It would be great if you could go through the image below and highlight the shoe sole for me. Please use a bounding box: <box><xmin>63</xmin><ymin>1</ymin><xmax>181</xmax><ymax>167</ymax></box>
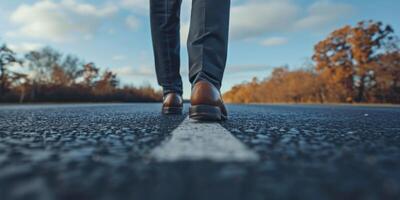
<box><xmin>189</xmin><ymin>105</ymin><xmax>227</xmax><ymax>121</ymax></box>
<box><xmin>162</xmin><ymin>107</ymin><xmax>183</xmax><ymax>115</ymax></box>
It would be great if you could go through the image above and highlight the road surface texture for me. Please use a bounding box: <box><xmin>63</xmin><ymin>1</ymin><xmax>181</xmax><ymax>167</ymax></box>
<box><xmin>0</xmin><ymin>103</ymin><xmax>399</xmax><ymax>200</ymax></box>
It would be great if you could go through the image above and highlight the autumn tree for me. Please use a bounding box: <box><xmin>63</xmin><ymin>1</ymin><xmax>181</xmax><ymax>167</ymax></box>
<box><xmin>94</xmin><ymin>70</ymin><xmax>119</xmax><ymax>95</ymax></box>
<box><xmin>223</xmin><ymin>67</ymin><xmax>323</xmax><ymax>103</ymax></box>
<box><xmin>25</xmin><ymin>47</ymin><xmax>61</xmax><ymax>84</ymax></box>
<box><xmin>77</xmin><ymin>62</ymin><xmax>99</xmax><ymax>87</ymax></box>
<box><xmin>52</xmin><ymin>55</ymin><xmax>82</xmax><ymax>86</ymax></box>
<box><xmin>9</xmin><ymin>72</ymin><xmax>29</xmax><ymax>103</ymax></box>
<box><xmin>374</xmin><ymin>51</ymin><xmax>400</xmax><ymax>102</ymax></box>
<box><xmin>313</xmin><ymin>20</ymin><xmax>398</xmax><ymax>102</ymax></box>
<box><xmin>0</xmin><ymin>44</ymin><xmax>21</xmax><ymax>96</ymax></box>
<box><xmin>0</xmin><ymin>43</ymin><xmax>161</xmax><ymax>103</ymax></box>
<box><xmin>25</xmin><ymin>47</ymin><xmax>91</xmax><ymax>88</ymax></box>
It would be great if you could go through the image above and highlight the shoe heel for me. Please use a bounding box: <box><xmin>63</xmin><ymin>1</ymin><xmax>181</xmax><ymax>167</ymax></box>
<box><xmin>189</xmin><ymin>105</ymin><xmax>222</xmax><ymax>121</ymax></box>
<box><xmin>162</xmin><ymin>107</ymin><xmax>183</xmax><ymax>115</ymax></box>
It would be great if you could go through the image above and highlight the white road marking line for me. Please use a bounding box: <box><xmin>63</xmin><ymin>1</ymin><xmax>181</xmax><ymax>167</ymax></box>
<box><xmin>150</xmin><ymin>117</ymin><xmax>259</xmax><ymax>162</ymax></box>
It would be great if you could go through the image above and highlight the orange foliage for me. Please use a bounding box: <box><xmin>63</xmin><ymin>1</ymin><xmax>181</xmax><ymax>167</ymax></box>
<box><xmin>224</xmin><ymin>20</ymin><xmax>400</xmax><ymax>104</ymax></box>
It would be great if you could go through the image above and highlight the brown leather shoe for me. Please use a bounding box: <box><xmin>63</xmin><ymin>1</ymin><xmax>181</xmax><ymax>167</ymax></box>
<box><xmin>189</xmin><ymin>81</ymin><xmax>227</xmax><ymax>121</ymax></box>
<box><xmin>162</xmin><ymin>93</ymin><xmax>183</xmax><ymax>115</ymax></box>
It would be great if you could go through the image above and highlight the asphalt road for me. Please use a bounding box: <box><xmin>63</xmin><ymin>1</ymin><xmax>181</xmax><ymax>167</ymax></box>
<box><xmin>0</xmin><ymin>103</ymin><xmax>399</xmax><ymax>200</ymax></box>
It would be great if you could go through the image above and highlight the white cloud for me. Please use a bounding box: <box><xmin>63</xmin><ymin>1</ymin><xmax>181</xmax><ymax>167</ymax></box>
<box><xmin>125</xmin><ymin>15</ymin><xmax>140</xmax><ymax>31</ymax></box>
<box><xmin>8</xmin><ymin>42</ymin><xmax>44</xmax><ymax>53</ymax></box>
<box><xmin>120</xmin><ymin>0</ymin><xmax>149</xmax><ymax>14</ymax></box>
<box><xmin>295</xmin><ymin>1</ymin><xmax>353</xmax><ymax>29</ymax></box>
<box><xmin>111</xmin><ymin>50</ymin><xmax>158</xmax><ymax>83</ymax></box>
<box><xmin>107</xmin><ymin>29</ymin><xmax>116</xmax><ymax>35</ymax></box>
<box><xmin>113</xmin><ymin>65</ymin><xmax>155</xmax><ymax>77</ymax></box>
<box><xmin>8</xmin><ymin>0</ymin><xmax>118</xmax><ymax>42</ymax></box>
<box><xmin>112</xmin><ymin>55</ymin><xmax>127</xmax><ymax>61</ymax></box>
<box><xmin>62</xmin><ymin>0</ymin><xmax>117</xmax><ymax>17</ymax></box>
<box><xmin>260</xmin><ymin>37</ymin><xmax>288</xmax><ymax>46</ymax></box>
<box><xmin>230</xmin><ymin>0</ymin><xmax>300</xmax><ymax>40</ymax></box>
<box><xmin>230</xmin><ymin>0</ymin><xmax>353</xmax><ymax>40</ymax></box>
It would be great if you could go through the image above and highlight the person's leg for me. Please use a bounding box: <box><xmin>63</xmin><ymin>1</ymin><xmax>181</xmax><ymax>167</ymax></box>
<box><xmin>150</xmin><ymin>0</ymin><xmax>183</xmax><ymax>96</ymax></box>
<box><xmin>188</xmin><ymin>0</ymin><xmax>231</xmax><ymax>121</ymax></box>
<box><xmin>187</xmin><ymin>0</ymin><xmax>231</xmax><ymax>90</ymax></box>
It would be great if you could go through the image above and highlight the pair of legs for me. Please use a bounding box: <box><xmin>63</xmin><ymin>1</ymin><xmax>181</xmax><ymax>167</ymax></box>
<box><xmin>150</xmin><ymin>0</ymin><xmax>231</xmax><ymax>96</ymax></box>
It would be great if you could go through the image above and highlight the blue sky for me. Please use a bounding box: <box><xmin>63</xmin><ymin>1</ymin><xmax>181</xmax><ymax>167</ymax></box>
<box><xmin>1</xmin><ymin>0</ymin><xmax>399</xmax><ymax>98</ymax></box>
